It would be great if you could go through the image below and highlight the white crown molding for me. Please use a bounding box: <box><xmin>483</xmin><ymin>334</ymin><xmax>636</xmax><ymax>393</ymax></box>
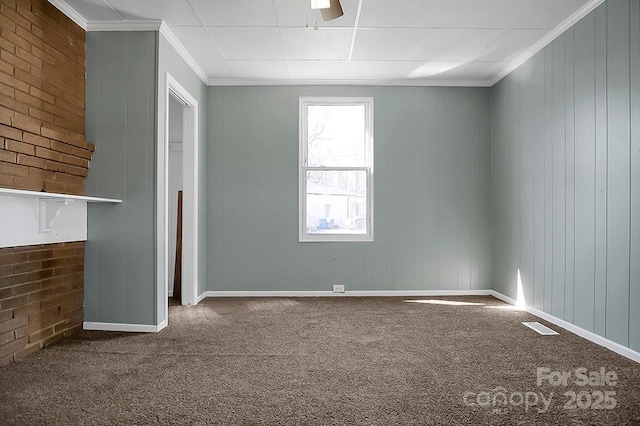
<box><xmin>159</xmin><ymin>22</ymin><xmax>208</xmax><ymax>85</ymax></box>
<box><xmin>491</xmin><ymin>0</ymin><xmax>605</xmax><ymax>86</ymax></box>
<box><xmin>47</xmin><ymin>0</ymin><xmax>87</xmax><ymax>30</ymax></box>
<box><xmin>205</xmin><ymin>78</ymin><xmax>492</xmax><ymax>87</ymax></box>
<box><xmin>86</xmin><ymin>20</ymin><xmax>162</xmax><ymax>32</ymax></box>
<box><xmin>83</xmin><ymin>320</ymin><xmax>167</xmax><ymax>332</ymax></box>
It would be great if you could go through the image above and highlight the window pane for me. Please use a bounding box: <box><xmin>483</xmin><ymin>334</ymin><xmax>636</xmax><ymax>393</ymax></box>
<box><xmin>307</xmin><ymin>105</ymin><xmax>366</xmax><ymax>167</ymax></box>
<box><xmin>305</xmin><ymin>170</ymin><xmax>367</xmax><ymax>234</ymax></box>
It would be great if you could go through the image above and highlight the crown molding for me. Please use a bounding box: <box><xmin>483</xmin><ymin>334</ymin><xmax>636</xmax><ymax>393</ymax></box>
<box><xmin>159</xmin><ymin>23</ymin><xmax>208</xmax><ymax>85</ymax></box>
<box><xmin>85</xmin><ymin>20</ymin><xmax>162</xmax><ymax>31</ymax></box>
<box><xmin>491</xmin><ymin>0</ymin><xmax>605</xmax><ymax>86</ymax></box>
<box><xmin>205</xmin><ymin>78</ymin><xmax>492</xmax><ymax>87</ymax></box>
<box><xmin>48</xmin><ymin>0</ymin><xmax>603</xmax><ymax>88</ymax></box>
<box><xmin>47</xmin><ymin>0</ymin><xmax>87</xmax><ymax>30</ymax></box>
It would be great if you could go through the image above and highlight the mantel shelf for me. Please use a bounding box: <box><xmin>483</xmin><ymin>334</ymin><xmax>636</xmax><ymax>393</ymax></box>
<box><xmin>0</xmin><ymin>188</ymin><xmax>122</xmax><ymax>203</ymax></box>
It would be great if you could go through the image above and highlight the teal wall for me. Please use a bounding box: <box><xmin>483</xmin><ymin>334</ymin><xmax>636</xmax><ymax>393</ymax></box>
<box><xmin>157</xmin><ymin>34</ymin><xmax>208</xmax><ymax>301</ymax></box>
<box><xmin>207</xmin><ymin>86</ymin><xmax>493</xmax><ymax>292</ymax></box>
<box><xmin>84</xmin><ymin>31</ymin><xmax>208</xmax><ymax>326</ymax></box>
<box><xmin>84</xmin><ymin>31</ymin><xmax>157</xmax><ymax>325</ymax></box>
<box><xmin>491</xmin><ymin>0</ymin><xmax>640</xmax><ymax>351</ymax></box>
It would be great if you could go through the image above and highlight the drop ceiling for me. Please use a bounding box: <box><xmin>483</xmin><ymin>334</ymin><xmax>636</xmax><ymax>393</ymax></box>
<box><xmin>51</xmin><ymin>0</ymin><xmax>601</xmax><ymax>86</ymax></box>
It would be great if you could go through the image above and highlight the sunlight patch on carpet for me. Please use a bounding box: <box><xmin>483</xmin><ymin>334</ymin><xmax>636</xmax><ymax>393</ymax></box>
<box><xmin>404</xmin><ymin>299</ymin><xmax>485</xmax><ymax>306</ymax></box>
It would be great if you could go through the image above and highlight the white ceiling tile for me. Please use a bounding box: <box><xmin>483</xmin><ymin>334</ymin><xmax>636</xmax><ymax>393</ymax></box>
<box><xmin>415</xmin><ymin>29</ymin><xmax>502</xmax><ymax>61</ymax></box>
<box><xmin>61</xmin><ymin>0</ymin><xmax>594</xmax><ymax>83</ymax></box>
<box><xmin>358</xmin><ymin>0</ymin><xmax>448</xmax><ymax>28</ymax></box>
<box><xmin>281</xmin><ymin>28</ymin><xmax>352</xmax><ymax>60</ymax></box>
<box><xmin>226</xmin><ymin>60</ymin><xmax>290</xmax><ymax>80</ymax></box>
<box><xmin>63</xmin><ymin>0</ymin><xmax>122</xmax><ymax>21</ymax></box>
<box><xmin>274</xmin><ymin>0</ymin><xmax>357</xmax><ymax>27</ymax></box>
<box><xmin>190</xmin><ymin>0</ymin><xmax>278</xmax><ymax>27</ymax></box>
<box><xmin>197</xmin><ymin>60</ymin><xmax>233</xmax><ymax>78</ymax></box>
<box><xmin>477</xmin><ymin>28</ymin><xmax>550</xmax><ymax>61</ymax></box>
<box><xmin>422</xmin><ymin>61</ymin><xmax>508</xmax><ymax>81</ymax></box>
<box><xmin>510</xmin><ymin>0</ymin><xmax>590</xmax><ymax>29</ymax></box>
<box><xmin>351</xmin><ymin>28</ymin><xmax>427</xmax><ymax>61</ymax></box>
<box><xmin>347</xmin><ymin>61</ymin><xmax>416</xmax><ymax>80</ymax></box>
<box><xmin>208</xmin><ymin>28</ymin><xmax>286</xmax><ymax>60</ymax></box>
<box><xmin>106</xmin><ymin>0</ymin><xmax>200</xmax><ymax>26</ymax></box>
<box><xmin>171</xmin><ymin>28</ymin><xmax>223</xmax><ymax>60</ymax></box>
<box><xmin>434</xmin><ymin>0</ymin><xmax>533</xmax><ymax>29</ymax></box>
<box><xmin>287</xmin><ymin>61</ymin><xmax>349</xmax><ymax>79</ymax></box>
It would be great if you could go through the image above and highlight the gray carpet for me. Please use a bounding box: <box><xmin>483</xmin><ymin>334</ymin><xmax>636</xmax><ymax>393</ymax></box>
<box><xmin>0</xmin><ymin>296</ymin><xmax>639</xmax><ymax>425</ymax></box>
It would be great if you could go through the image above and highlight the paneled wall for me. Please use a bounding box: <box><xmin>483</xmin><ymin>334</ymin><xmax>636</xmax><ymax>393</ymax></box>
<box><xmin>84</xmin><ymin>31</ymin><xmax>157</xmax><ymax>325</ymax></box>
<box><xmin>0</xmin><ymin>0</ymin><xmax>90</xmax><ymax>365</ymax></box>
<box><xmin>491</xmin><ymin>0</ymin><xmax>640</xmax><ymax>351</ymax></box>
<box><xmin>208</xmin><ymin>86</ymin><xmax>492</xmax><ymax>292</ymax></box>
<box><xmin>84</xmin><ymin>31</ymin><xmax>208</xmax><ymax>326</ymax></box>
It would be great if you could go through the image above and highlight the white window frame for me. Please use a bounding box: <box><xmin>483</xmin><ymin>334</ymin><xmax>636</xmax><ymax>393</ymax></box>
<box><xmin>299</xmin><ymin>97</ymin><xmax>374</xmax><ymax>242</ymax></box>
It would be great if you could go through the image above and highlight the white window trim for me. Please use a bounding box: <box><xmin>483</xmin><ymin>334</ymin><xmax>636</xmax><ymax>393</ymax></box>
<box><xmin>299</xmin><ymin>96</ymin><xmax>374</xmax><ymax>242</ymax></box>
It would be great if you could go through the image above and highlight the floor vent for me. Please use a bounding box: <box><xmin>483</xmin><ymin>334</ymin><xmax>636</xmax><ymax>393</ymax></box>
<box><xmin>522</xmin><ymin>322</ymin><xmax>559</xmax><ymax>335</ymax></box>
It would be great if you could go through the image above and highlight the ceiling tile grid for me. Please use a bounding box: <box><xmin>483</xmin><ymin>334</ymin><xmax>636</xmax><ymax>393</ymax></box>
<box><xmin>59</xmin><ymin>0</ymin><xmax>597</xmax><ymax>85</ymax></box>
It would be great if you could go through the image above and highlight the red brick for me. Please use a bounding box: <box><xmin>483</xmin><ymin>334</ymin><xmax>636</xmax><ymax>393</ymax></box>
<box><xmin>28</xmin><ymin>250</ymin><xmax>55</xmax><ymax>261</ymax></box>
<box><xmin>13</xmin><ymin>341</ymin><xmax>40</xmax><ymax>360</ymax></box>
<box><xmin>0</xmin><ymin>3</ymin><xmax>30</xmax><ymax>31</ymax></box>
<box><xmin>0</xmin><ymin>310</ymin><xmax>12</xmax><ymax>323</ymax></box>
<box><xmin>0</xmin><ymin>252</ymin><xmax>28</xmax><ymax>267</ymax></box>
<box><xmin>0</xmin><ymin>47</ymin><xmax>30</xmax><ymax>73</ymax></box>
<box><xmin>5</xmin><ymin>139</ymin><xmax>34</xmax><ymax>155</ymax></box>
<box><xmin>12</xmin><ymin>113</ymin><xmax>41</xmax><ymax>134</ymax></box>
<box><xmin>0</xmin><ymin>81</ymin><xmax>14</xmax><ymax>98</ymax></box>
<box><xmin>0</xmin><ymin>330</ymin><xmax>14</xmax><ymax>345</ymax></box>
<box><xmin>0</xmin><ymin>105</ymin><xmax>14</xmax><ymax>125</ymax></box>
<box><xmin>12</xmin><ymin>260</ymin><xmax>41</xmax><ymax>274</ymax></box>
<box><xmin>0</xmin><ymin>149</ymin><xmax>17</xmax><ymax>163</ymax></box>
<box><xmin>34</xmin><ymin>146</ymin><xmax>59</xmax><ymax>161</ymax></box>
<box><xmin>16</xmin><ymin>153</ymin><xmax>44</xmax><ymax>168</ymax></box>
<box><xmin>0</xmin><ymin>336</ymin><xmax>27</xmax><ymax>358</ymax></box>
<box><xmin>22</xmin><ymin>132</ymin><xmax>48</xmax><ymax>148</ymax></box>
<box><xmin>0</xmin><ymin>124</ymin><xmax>22</xmax><ymax>140</ymax></box>
<box><xmin>0</xmin><ymin>160</ymin><xmax>28</xmax><ymax>176</ymax></box>
<box><xmin>28</xmin><ymin>325</ymin><xmax>52</xmax><ymax>343</ymax></box>
<box><xmin>11</xmin><ymin>300</ymin><xmax>40</xmax><ymax>318</ymax></box>
<box><xmin>15</xmin><ymin>46</ymin><xmax>43</xmax><ymax>69</ymax></box>
<box><xmin>0</xmin><ymin>315</ymin><xmax>27</xmax><ymax>334</ymax></box>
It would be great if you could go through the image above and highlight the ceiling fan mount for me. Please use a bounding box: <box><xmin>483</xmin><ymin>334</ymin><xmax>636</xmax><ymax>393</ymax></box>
<box><xmin>311</xmin><ymin>0</ymin><xmax>343</xmax><ymax>21</ymax></box>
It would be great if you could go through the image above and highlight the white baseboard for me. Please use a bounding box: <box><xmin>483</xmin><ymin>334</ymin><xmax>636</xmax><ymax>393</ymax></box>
<box><xmin>488</xmin><ymin>290</ymin><xmax>517</xmax><ymax>305</ymax></box>
<box><xmin>196</xmin><ymin>292</ymin><xmax>207</xmax><ymax>303</ymax></box>
<box><xmin>490</xmin><ymin>290</ymin><xmax>640</xmax><ymax>364</ymax></box>
<box><xmin>204</xmin><ymin>289</ymin><xmax>494</xmax><ymax>298</ymax></box>
<box><xmin>168</xmin><ymin>291</ymin><xmax>173</xmax><ymax>297</ymax></box>
<box><xmin>83</xmin><ymin>321</ymin><xmax>166</xmax><ymax>333</ymax></box>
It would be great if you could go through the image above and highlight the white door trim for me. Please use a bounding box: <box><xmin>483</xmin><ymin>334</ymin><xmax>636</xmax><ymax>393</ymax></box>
<box><xmin>157</xmin><ymin>72</ymin><xmax>200</xmax><ymax>328</ymax></box>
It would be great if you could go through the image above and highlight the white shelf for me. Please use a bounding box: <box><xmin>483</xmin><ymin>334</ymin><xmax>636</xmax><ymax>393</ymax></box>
<box><xmin>0</xmin><ymin>187</ymin><xmax>122</xmax><ymax>203</ymax></box>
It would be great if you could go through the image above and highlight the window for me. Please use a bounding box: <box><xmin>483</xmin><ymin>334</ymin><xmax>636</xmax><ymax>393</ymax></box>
<box><xmin>299</xmin><ymin>97</ymin><xmax>374</xmax><ymax>242</ymax></box>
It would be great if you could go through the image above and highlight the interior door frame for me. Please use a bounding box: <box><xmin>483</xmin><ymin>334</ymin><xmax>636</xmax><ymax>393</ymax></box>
<box><xmin>156</xmin><ymin>72</ymin><xmax>200</xmax><ymax>329</ymax></box>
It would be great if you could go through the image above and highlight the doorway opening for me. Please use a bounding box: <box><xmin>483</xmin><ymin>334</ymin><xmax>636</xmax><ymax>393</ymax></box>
<box><xmin>157</xmin><ymin>73</ymin><xmax>199</xmax><ymax>329</ymax></box>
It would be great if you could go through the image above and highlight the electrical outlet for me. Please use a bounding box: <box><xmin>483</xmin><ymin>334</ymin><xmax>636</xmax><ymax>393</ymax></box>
<box><xmin>333</xmin><ymin>284</ymin><xmax>345</xmax><ymax>293</ymax></box>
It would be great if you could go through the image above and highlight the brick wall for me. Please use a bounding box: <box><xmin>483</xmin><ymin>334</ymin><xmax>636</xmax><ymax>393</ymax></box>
<box><xmin>0</xmin><ymin>242</ymin><xmax>84</xmax><ymax>365</ymax></box>
<box><xmin>0</xmin><ymin>0</ymin><xmax>92</xmax><ymax>195</ymax></box>
<box><xmin>0</xmin><ymin>0</ymin><xmax>91</xmax><ymax>365</ymax></box>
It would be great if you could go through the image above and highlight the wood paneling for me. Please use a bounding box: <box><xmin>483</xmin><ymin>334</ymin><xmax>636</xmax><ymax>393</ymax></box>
<box><xmin>207</xmin><ymin>86</ymin><xmax>493</xmax><ymax>292</ymax></box>
<box><xmin>492</xmin><ymin>0</ymin><xmax>639</xmax><ymax>350</ymax></box>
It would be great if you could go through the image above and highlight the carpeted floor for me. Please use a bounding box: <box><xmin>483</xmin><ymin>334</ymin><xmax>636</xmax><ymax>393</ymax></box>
<box><xmin>0</xmin><ymin>296</ymin><xmax>639</xmax><ymax>425</ymax></box>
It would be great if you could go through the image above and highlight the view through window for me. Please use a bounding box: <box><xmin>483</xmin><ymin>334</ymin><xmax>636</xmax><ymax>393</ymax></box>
<box><xmin>299</xmin><ymin>98</ymin><xmax>373</xmax><ymax>242</ymax></box>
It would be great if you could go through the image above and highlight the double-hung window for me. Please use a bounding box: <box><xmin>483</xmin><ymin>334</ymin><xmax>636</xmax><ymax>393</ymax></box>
<box><xmin>299</xmin><ymin>97</ymin><xmax>374</xmax><ymax>242</ymax></box>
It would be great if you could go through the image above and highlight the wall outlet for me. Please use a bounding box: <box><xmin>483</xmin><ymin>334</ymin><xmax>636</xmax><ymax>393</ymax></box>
<box><xmin>333</xmin><ymin>284</ymin><xmax>345</xmax><ymax>293</ymax></box>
